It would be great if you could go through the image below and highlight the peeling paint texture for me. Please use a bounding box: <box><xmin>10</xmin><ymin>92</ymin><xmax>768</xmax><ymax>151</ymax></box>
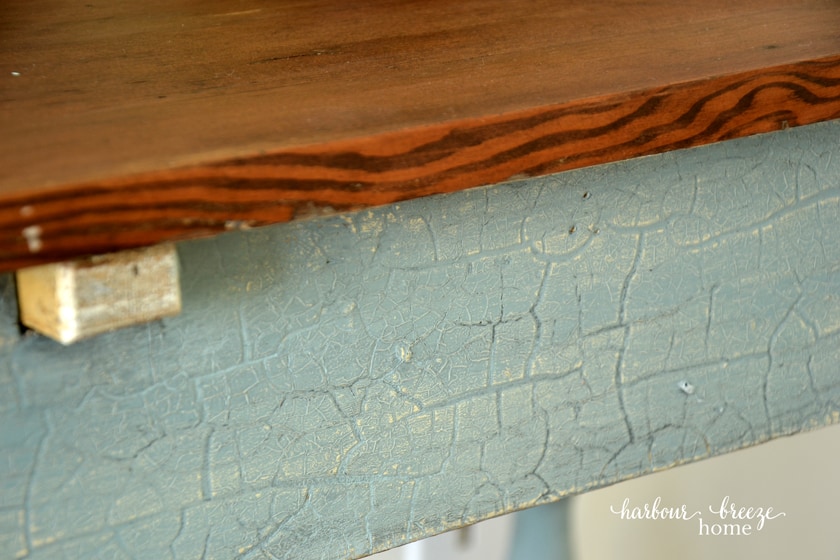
<box><xmin>2</xmin><ymin>121</ymin><xmax>840</xmax><ymax>559</ymax></box>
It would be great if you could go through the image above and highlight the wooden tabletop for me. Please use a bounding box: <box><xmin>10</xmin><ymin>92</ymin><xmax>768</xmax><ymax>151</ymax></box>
<box><xmin>2</xmin><ymin>0</ymin><xmax>839</xmax><ymax>271</ymax></box>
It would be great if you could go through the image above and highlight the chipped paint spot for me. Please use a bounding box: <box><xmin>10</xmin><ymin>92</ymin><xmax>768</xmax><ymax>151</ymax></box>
<box><xmin>225</xmin><ymin>220</ymin><xmax>253</xmax><ymax>230</ymax></box>
<box><xmin>677</xmin><ymin>380</ymin><xmax>695</xmax><ymax>395</ymax></box>
<box><xmin>396</xmin><ymin>345</ymin><xmax>412</xmax><ymax>362</ymax></box>
<box><xmin>22</xmin><ymin>225</ymin><xmax>42</xmax><ymax>253</ymax></box>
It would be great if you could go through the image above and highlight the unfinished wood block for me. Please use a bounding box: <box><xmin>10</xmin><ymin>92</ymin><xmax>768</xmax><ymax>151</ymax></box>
<box><xmin>15</xmin><ymin>243</ymin><xmax>181</xmax><ymax>344</ymax></box>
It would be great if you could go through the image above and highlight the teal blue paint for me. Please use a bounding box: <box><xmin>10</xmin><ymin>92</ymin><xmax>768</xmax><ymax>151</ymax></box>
<box><xmin>1</xmin><ymin>121</ymin><xmax>839</xmax><ymax>559</ymax></box>
<box><xmin>508</xmin><ymin>500</ymin><xmax>572</xmax><ymax>560</ymax></box>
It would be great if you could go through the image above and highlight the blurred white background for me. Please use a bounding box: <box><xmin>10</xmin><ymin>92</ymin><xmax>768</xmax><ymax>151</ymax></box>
<box><xmin>370</xmin><ymin>422</ymin><xmax>840</xmax><ymax>559</ymax></box>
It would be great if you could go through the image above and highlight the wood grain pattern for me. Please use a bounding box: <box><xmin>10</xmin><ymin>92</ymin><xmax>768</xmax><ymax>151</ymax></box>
<box><xmin>1</xmin><ymin>0</ymin><xmax>839</xmax><ymax>270</ymax></box>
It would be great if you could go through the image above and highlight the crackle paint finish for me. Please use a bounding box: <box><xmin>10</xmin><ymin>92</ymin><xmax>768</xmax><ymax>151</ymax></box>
<box><xmin>1</xmin><ymin>121</ymin><xmax>839</xmax><ymax>559</ymax></box>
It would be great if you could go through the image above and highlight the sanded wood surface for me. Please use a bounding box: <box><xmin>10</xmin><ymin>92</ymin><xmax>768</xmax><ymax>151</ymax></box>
<box><xmin>2</xmin><ymin>0</ymin><xmax>840</xmax><ymax>270</ymax></box>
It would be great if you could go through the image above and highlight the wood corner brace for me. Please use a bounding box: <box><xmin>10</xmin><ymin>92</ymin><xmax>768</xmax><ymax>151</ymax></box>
<box><xmin>14</xmin><ymin>243</ymin><xmax>181</xmax><ymax>344</ymax></box>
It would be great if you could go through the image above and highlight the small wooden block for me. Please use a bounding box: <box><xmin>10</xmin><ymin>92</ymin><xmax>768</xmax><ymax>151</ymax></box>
<box><xmin>15</xmin><ymin>243</ymin><xmax>181</xmax><ymax>344</ymax></box>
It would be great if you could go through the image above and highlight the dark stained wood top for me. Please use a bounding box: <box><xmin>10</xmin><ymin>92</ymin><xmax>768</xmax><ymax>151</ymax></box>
<box><xmin>2</xmin><ymin>0</ymin><xmax>839</xmax><ymax>270</ymax></box>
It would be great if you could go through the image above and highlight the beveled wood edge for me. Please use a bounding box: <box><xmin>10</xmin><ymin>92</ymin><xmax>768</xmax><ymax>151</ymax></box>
<box><xmin>2</xmin><ymin>55</ymin><xmax>839</xmax><ymax>272</ymax></box>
